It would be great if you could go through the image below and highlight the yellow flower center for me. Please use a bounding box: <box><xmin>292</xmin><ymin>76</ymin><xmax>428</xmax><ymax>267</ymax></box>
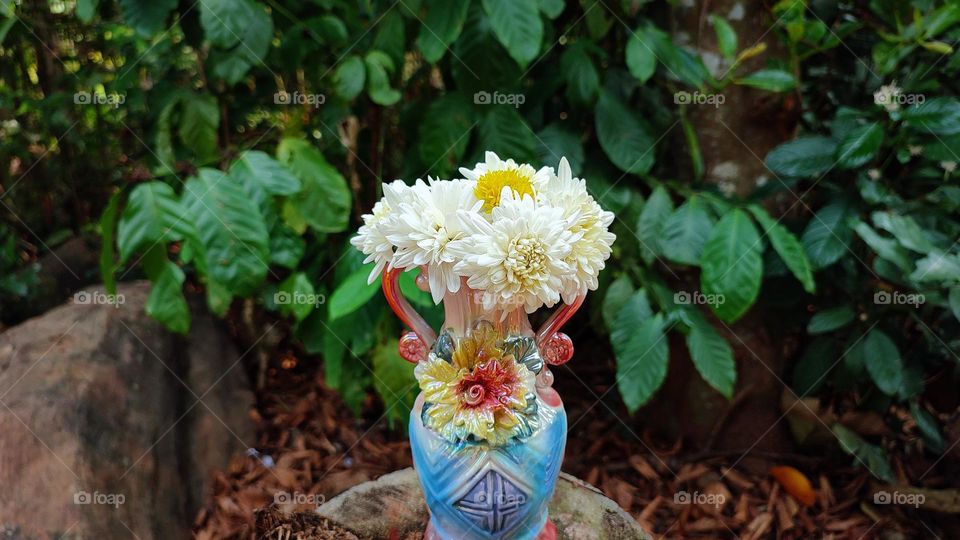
<box><xmin>474</xmin><ymin>168</ymin><xmax>535</xmax><ymax>212</ymax></box>
<box><xmin>506</xmin><ymin>235</ymin><xmax>547</xmax><ymax>283</ymax></box>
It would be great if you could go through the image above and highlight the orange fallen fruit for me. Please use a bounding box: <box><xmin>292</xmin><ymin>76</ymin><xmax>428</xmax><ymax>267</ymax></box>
<box><xmin>770</xmin><ymin>465</ymin><xmax>817</xmax><ymax>507</ymax></box>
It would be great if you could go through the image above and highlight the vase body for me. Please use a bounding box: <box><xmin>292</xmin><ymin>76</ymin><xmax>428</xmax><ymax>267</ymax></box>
<box><xmin>408</xmin><ymin>287</ymin><xmax>567</xmax><ymax>540</ymax></box>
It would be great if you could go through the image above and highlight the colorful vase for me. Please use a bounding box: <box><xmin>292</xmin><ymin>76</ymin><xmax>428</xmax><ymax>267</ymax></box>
<box><xmin>382</xmin><ymin>267</ymin><xmax>582</xmax><ymax>540</ymax></box>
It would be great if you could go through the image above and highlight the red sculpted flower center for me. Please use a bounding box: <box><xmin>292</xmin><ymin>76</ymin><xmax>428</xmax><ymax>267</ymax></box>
<box><xmin>457</xmin><ymin>360</ymin><xmax>518</xmax><ymax>410</ymax></box>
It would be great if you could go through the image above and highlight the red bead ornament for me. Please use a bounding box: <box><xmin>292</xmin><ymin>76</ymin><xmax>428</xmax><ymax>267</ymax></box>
<box><xmin>398</xmin><ymin>331</ymin><xmax>427</xmax><ymax>363</ymax></box>
<box><xmin>541</xmin><ymin>332</ymin><xmax>574</xmax><ymax>366</ymax></box>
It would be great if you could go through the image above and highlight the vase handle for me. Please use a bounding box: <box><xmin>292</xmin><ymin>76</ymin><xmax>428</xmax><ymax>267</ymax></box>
<box><xmin>535</xmin><ymin>294</ymin><xmax>585</xmax><ymax>366</ymax></box>
<box><xmin>382</xmin><ymin>267</ymin><xmax>437</xmax><ymax>363</ymax></box>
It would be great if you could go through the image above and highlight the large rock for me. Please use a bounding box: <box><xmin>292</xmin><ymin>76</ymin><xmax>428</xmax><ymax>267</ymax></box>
<box><xmin>0</xmin><ymin>282</ymin><xmax>254</xmax><ymax>538</ymax></box>
<box><xmin>316</xmin><ymin>469</ymin><xmax>651</xmax><ymax>540</ymax></box>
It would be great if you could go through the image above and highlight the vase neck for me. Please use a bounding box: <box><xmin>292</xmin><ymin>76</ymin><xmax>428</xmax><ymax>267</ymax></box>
<box><xmin>441</xmin><ymin>285</ymin><xmax>532</xmax><ymax>337</ymax></box>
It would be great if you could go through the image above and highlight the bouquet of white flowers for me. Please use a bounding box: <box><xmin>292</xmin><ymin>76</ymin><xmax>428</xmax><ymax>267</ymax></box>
<box><xmin>350</xmin><ymin>152</ymin><xmax>616</xmax><ymax>313</ymax></box>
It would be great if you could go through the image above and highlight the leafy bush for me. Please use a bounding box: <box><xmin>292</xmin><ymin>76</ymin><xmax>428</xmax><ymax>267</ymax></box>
<box><xmin>2</xmin><ymin>0</ymin><xmax>957</xmax><ymax>475</ymax></box>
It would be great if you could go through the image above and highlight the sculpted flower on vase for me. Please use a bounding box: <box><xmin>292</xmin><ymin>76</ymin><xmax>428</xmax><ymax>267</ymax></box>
<box><xmin>415</xmin><ymin>323</ymin><xmax>539</xmax><ymax>447</ymax></box>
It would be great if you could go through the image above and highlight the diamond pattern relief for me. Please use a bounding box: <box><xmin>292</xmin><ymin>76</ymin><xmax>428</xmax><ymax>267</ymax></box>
<box><xmin>454</xmin><ymin>469</ymin><xmax>528</xmax><ymax>534</ymax></box>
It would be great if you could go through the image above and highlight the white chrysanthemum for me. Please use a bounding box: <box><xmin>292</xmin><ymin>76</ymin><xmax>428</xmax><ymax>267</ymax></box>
<box><xmin>381</xmin><ymin>178</ymin><xmax>482</xmax><ymax>302</ymax></box>
<box><xmin>459</xmin><ymin>151</ymin><xmax>553</xmax><ymax>213</ymax></box>
<box><xmin>451</xmin><ymin>190</ymin><xmax>576</xmax><ymax>313</ymax></box>
<box><xmin>541</xmin><ymin>158</ymin><xmax>617</xmax><ymax>303</ymax></box>
<box><xmin>350</xmin><ymin>180</ymin><xmax>418</xmax><ymax>284</ymax></box>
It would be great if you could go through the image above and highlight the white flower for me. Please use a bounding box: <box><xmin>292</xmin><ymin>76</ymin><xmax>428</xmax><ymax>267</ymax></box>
<box><xmin>941</xmin><ymin>161</ymin><xmax>957</xmax><ymax>173</ymax></box>
<box><xmin>451</xmin><ymin>190</ymin><xmax>576</xmax><ymax>313</ymax></box>
<box><xmin>873</xmin><ymin>82</ymin><xmax>902</xmax><ymax>112</ymax></box>
<box><xmin>459</xmin><ymin>151</ymin><xmax>553</xmax><ymax>213</ymax></box>
<box><xmin>541</xmin><ymin>158</ymin><xmax>616</xmax><ymax>303</ymax></box>
<box><xmin>381</xmin><ymin>178</ymin><xmax>481</xmax><ymax>302</ymax></box>
<box><xmin>349</xmin><ymin>180</ymin><xmax>417</xmax><ymax>284</ymax></box>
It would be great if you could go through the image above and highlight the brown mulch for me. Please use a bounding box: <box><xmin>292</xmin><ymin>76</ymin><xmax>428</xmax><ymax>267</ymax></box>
<box><xmin>193</xmin><ymin>357</ymin><xmax>949</xmax><ymax>539</ymax></box>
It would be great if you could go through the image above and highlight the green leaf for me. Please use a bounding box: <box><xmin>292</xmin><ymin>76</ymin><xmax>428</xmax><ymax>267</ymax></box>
<box><xmin>641</xmin><ymin>24</ymin><xmax>709</xmax><ymax>88</ymax></box>
<box><xmin>750</xmin><ymin>205</ymin><xmax>815</xmax><ymax>293</ymax></box>
<box><xmin>476</xmin><ymin>106</ymin><xmax>537</xmax><ymax>164</ymax></box>
<box><xmin>364</xmin><ymin>51</ymin><xmax>402</xmax><ymax>106</ymax></box>
<box><xmin>792</xmin><ymin>337</ymin><xmax>835</xmax><ymax>396</ymax></box>
<box><xmin>560</xmin><ymin>42</ymin><xmax>599</xmax><ymax>104</ymax></box>
<box><xmin>418</xmin><ymin>93</ymin><xmax>475</xmax><ymax>176</ymax></box>
<box><xmin>595</xmin><ymin>91</ymin><xmax>656</xmax><ymax>175</ymax></box>
<box><xmin>416</xmin><ymin>0</ymin><xmax>471</xmax><ymax>63</ymax></box>
<box><xmin>202</xmin><ymin>0</ymin><xmax>254</xmax><ymax>47</ymax></box>
<box><xmin>903</xmin><ymin>97</ymin><xmax>960</xmax><ymax>135</ymax></box>
<box><xmin>735</xmin><ymin>69</ymin><xmax>797</xmax><ymax>92</ymax></box>
<box><xmin>372</xmin><ymin>340</ymin><xmax>419</xmax><ymax>428</ymax></box>
<box><xmin>910</xmin><ymin>251</ymin><xmax>960</xmax><ymax>283</ymax></box>
<box><xmin>922</xmin><ymin>4</ymin><xmax>960</xmax><ymax>38</ymax></box>
<box><xmin>481</xmin><ymin>0</ymin><xmax>543</xmax><ymax>68</ymax></box>
<box><xmin>625</xmin><ymin>27</ymin><xmax>656</xmax><ymax>84</ymax></box>
<box><xmin>835</xmin><ymin>123</ymin><xmax>883</xmax><ymax>169</ymax></box>
<box><xmin>660</xmin><ymin>197</ymin><xmax>715</xmax><ymax>266</ymax></box>
<box><xmin>201</xmin><ymin>0</ymin><xmax>273</xmax><ymax>83</ymax></box>
<box><xmin>329</xmin><ymin>265</ymin><xmax>381</xmax><ymax>321</ymax></box>
<box><xmin>765</xmin><ymin>136</ymin><xmax>837</xmax><ymax>178</ymax></box>
<box><xmin>142</xmin><ymin>247</ymin><xmax>190</xmax><ymax>334</ymax></box>
<box><xmin>862</xmin><ymin>329</ymin><xmax>903</xmax><ymax>396</ymax></box>
<box><xmin>635</xmin><ymin>185</ymin><xmax>673</xmax><ymax>264</ymax></box>
<box><xmin>871</xmin><ymin>212</ymin><xmax>936</xmax><ymax>253</ymax></box>
<box><xmin>807</xmin><ymin>306</ymin><xmax>855</xmax><ymax>334</ymax></box>
<box><xmin>710</xmin><ymin>15</ymin><xmax>737</xmax><ymax>60</ymax></box>
<box><xmin>853</xmin><ymin>221</ymin><xmax>912</xmax><ymax>271</ymax></box>
<box><xmin>949</xmin><ymin>288</ymin><xmax>960</xmax><ymax>322</ymax></box>
<box><xmin>832</xmin><ymin>424</ymin><xmax>896</xmax><ymax>482</ymax></box>
<box><xmin>536</xmin><ymin>124</ymin><xmax>584</xmax><ymax>175</ymax></box>
<box><xmin>685</xmin><ymin>319</ymin><xmax>736</xmax><ymax>398</ymax></box>
<box><xmin>910</xmin><ymin>402</ymin><xmax>946</xmax><ymax>453</ymax></box>
<box><xmin>276</xmin><ymin>272</ymin><xmax>317</xmax><ymax>321</ymax></box>
<box><xmin>229</xmin><ymin>150</ymin><xmax>301</xmax><ymax>210</ymax></box>
<box><xmin>118</xmin><ymin>0</ymin><xmax>177</xmax><ymax>36</ymax></box>
<box><xmin>77</xmin><ymin>0</ymin><xmax>99</xmax><ymax>22</ymax></box>
<box><xmin>205</xmin><ymin>279</ymin><xmax>232</xmax><ymax>317</ymax></box>
<box><xmin>181</xmin><ymin>169</ymin><xmax>270</xmax><ymax>296</ymax></box>
<box><xmin>700</xmin><ymin>209</ymin><xmax>763</xmax><ymax>323</ymax></box>
<box><xmin>269</xmin><ymin>224</ymin><xmax>305</xmax><ymax>269</ymax></box>
<box><xmin>117</xmin><ymin>182</ymin><xmax>196</xmax><ymax>265</ymax></box>
<box><xmin>800</xmin><ymin>202</ymin><xmax>852</xmax><ymax>269</ymax></box>
<box><xmin>277</xmin><ymin>138</ymin><xmax>352</xmax><ymax>233</ymax></box>
<box><xmin>602</xmin><ymin>276</ymin><xmax>636</xmax><ymax>329</ymax></box>
<box><xmin>612</xmin><ymin>312</ymin><xmax>669</xmax><ymax>413</ymax></box>
<box><xmin>178</xmin><ymin>94</ymin><xmax>219</xmax><ymax>163</ymax></box>
<box><xmin>99</xmin><ymin>191</ymin><xmax>121</xmax><ymax>296</ymax></box>
<box><xmin>539</xmin><ymin>0</ymin><xmax>564</xmax><ymax>18</ymax></box>
<box><xmin>333</xmin><ymin>56</ymin><xmax>366</xmax><ymax>100</ymax></box>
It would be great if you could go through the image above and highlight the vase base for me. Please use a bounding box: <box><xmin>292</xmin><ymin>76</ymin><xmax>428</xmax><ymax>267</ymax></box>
<box><xmin>424</xmin><ymin>519</ymin><xmax>557</xmax><ymax>540</ymax></box>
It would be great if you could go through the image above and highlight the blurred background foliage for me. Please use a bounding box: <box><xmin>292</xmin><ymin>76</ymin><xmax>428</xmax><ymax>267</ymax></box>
<box><xmin>1</xmin><ymin>0</ymin><xmax>959</xmax><ymax>480</ymax></box>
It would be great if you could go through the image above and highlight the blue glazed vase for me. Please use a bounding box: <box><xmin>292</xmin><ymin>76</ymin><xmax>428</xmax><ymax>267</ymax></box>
<box><xmin>410</xmin><ymin>393</ymin><xmax>567</xmax><ymax>539</ymax></box>
<box><xmin>381</xmin><ymin>269</ymin><xmax>582</xmax><ymax>540</ymax></box>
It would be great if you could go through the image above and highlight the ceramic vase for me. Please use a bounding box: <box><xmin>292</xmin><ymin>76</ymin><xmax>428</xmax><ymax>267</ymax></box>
<box><xmin>382</xmin><ymin>267</ymin><xmax>582</xmax><ymax>540</ymax></box>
